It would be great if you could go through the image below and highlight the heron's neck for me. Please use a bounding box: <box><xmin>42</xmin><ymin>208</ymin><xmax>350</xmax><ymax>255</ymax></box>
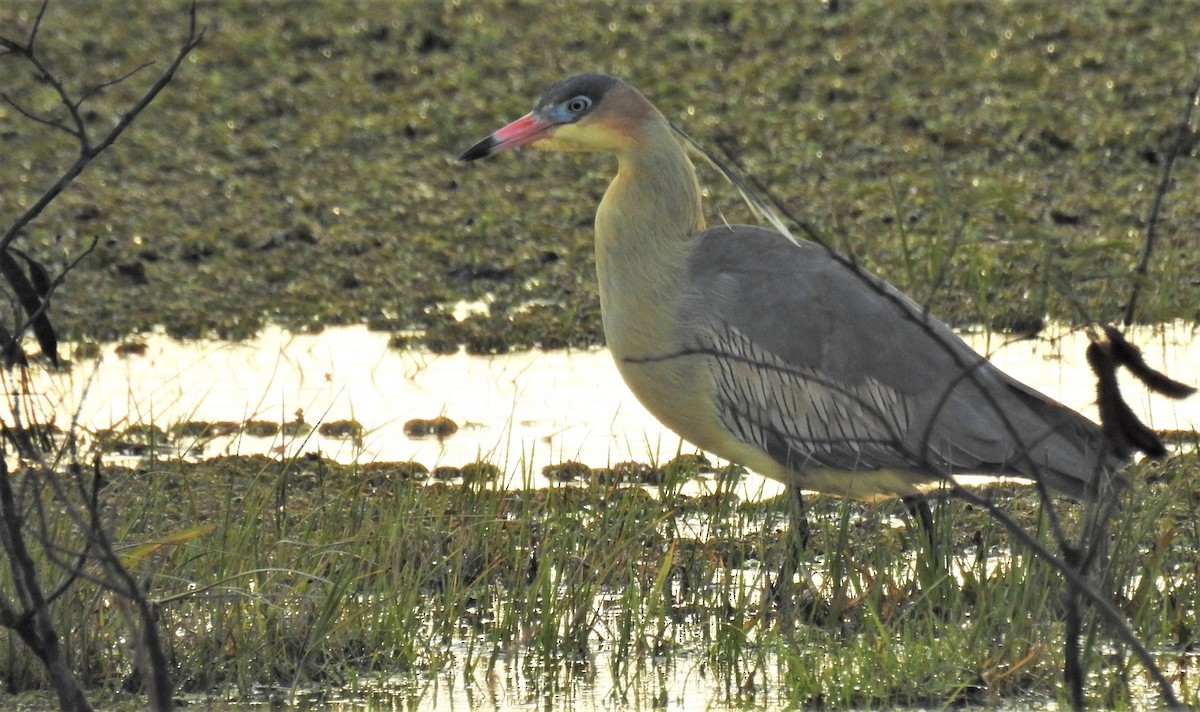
<box><xmin>596</xmin><ymin>121</ymin><xmax>706</xmax><ymax>246</ymax></box>
<box><xmin>593</xmin><ymin>120</ymin><xmax>705</xmax><ymax>358</ymax></box>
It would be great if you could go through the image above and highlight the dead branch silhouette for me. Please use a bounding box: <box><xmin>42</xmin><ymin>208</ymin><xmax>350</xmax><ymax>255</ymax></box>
<box><xmin>0</xmin><ymin>3</ymin><xmax>204</xmax><ymax>710</ymax></box>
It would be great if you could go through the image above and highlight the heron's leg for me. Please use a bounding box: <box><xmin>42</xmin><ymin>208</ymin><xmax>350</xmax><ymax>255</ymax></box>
<box><xmin>787</xmin><ymin>480</ymin><xmax>811</xmax><ymax>553</ymax></box>
<box><xmin>770</xmin><ymin>482</ymin><xmax>811</xmax><ymax>631</ymax></box>
<box><xmin>903</xmin><ymin>493</ymin><xmax>955</xmax><ymax>599</ymax></box>
<box><xmin>902</xmin><ymin>494</ymin><xmax>937</xmax><ymax>560</ymax></box>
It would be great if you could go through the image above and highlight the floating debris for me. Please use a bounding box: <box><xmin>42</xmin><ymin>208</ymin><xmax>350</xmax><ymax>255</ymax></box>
<box><xmin>114</xmin><ymin>341</ymin><xmax>148</xmax><ymax>356</ymax></box>
<box><xmin>403</xmin><ymin>416</ymin><xmax>458</xmax><ymax>439</ymax></box>
<box><xmin>242</xmin><ymin>420</ymin><xmax>280</xmax><ymax>437</ymax></box>
<box><xmin>171</xmin><ymin>421</ymin><xmax>241</xmax><ymax>440</ymax></box>
<box><xmin>461</xmin><ymin>461</ymin><xmax>501</xmax><ymax>483</ymax></box>
<box><xmin>542</xmin><ymin>461</ymin><xmax>592</xmax><ymax>482</ymax></box>
<box><xmin>317</xmin><ymin>419</ymin><xmax>363</xmax><ymax>439</ymax></box>
<box><xmin>282</xmin><ymin>409</ymin><xmax>311</xmax><ymax>436</ymax></box>
<box><xmin>664</xmin><ymin>453</ymin><xmax>713</xmax><ymax>475</ymax></box>
<box><xmin>431</xmin><ymin>465</ymin><xmax>462</xmax><ymax>480</ymax></box>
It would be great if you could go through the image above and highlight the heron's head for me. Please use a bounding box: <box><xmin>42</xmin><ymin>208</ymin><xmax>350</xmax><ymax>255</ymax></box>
<box><xmin>459</xmin><ymin>73</ymin><xmax>660</xmax><ymax>161</ymax></box>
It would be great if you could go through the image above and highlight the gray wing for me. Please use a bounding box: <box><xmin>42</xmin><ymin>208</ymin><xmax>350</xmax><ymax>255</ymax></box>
<box><xmin>680</xmin><ymin>225</ymin><xmax>1123</xmax><ymax>498</ymax></box>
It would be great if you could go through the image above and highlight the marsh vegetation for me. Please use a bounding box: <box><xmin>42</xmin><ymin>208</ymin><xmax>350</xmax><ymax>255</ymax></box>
<box><xmin>1</xmin><ymin>1</ymin><xmax>1198</xmax><ymax>709</ymax></box>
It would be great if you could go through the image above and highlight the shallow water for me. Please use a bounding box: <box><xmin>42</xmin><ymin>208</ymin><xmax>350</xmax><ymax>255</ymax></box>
<box><xmin>18</xmin><ymin>322</ymin><xmax>1200</xmax><ymax>488</ymax></box>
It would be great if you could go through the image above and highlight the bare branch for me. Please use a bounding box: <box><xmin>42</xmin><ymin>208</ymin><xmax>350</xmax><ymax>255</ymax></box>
<box><xmin>0</xmin><ymin>7</ymin><xmax>205</xmax><ymax>253</ymax></box>
<box><xmin>0</xmin><ymin>5</ymin><xmax>204</xmax><ymax>708</ymax></box>
<box><xmin>0</xmin><ymin>91</ymin><xmax>76</xmax><ymax>136</ymax></box>
<box><xmin>77</xmin><ymin>60</ymin><xmax>156</xmax><ymax>107</ymax></box>
<box><xmin>26</xmin><ymin>0</ymin><xmax>50</xmax><ymax>51</ymax></box>
<box><xmin>82</xmin><ymin>458</ymin><xmax>176</xmax><ymax>711</ymax></box>
<box><xmin>0</xmin><ymin>459</ymin><xmax>96</xmax><ymax>711</ymax></box>
<box><xmin>952</xmin><ymin>484</ymin><xmax>1183</xmax><ymax>709</ymax></box>
<box><xmin>39</xmin><ymin>465</ymin><xmax>99</xmax><ymax>607</ymax></box>
<box><xmin>0</xmin><ymin>36</ymin><xmax>93</xmax><ymax>150</ymax></box>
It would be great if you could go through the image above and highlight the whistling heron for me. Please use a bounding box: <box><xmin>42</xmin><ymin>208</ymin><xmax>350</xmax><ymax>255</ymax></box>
<box><xmin>460</xmin><ymin>73</ymin><xmax>1124</xmax><ymax>502</ymax></box>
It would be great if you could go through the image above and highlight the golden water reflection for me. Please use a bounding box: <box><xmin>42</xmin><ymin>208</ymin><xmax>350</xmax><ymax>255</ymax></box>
<box><xmin>28</xmin><ymin>322</ymin><xmax>1200</xmax><ymax>489</ymax></box>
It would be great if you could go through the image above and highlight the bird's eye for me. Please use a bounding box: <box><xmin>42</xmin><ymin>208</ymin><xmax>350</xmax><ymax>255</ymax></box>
<box><xmin>564</xmin><ymin>96</ymin><xmax>591</xmax><ymax>114</ymax></box>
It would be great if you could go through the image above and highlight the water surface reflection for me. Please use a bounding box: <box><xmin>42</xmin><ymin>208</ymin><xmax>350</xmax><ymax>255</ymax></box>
<box><xmin>29</xmin><ymin>322</ymin><xmax>1200</xmax><ymax>486</ymax></box>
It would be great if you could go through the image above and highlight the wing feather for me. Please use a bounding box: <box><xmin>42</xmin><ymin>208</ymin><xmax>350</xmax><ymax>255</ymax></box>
<box><xmin>679</xmin><ymin>225</ymin><xmax>1122</xmax><ymax>498</ymax></box>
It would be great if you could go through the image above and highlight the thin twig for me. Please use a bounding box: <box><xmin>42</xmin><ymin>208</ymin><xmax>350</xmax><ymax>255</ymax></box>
<box><xmin>26</xmin><ymin>0</ymin><xmax>50</xmax><ymax>51</ymax></box>
<box><xmin>77</xmin><ymin>60</ymin><xmax>156</xmax><ymax>106</ymax></box>
<box><xmin>0</xmin><ymin>6</ymin><xmax>205</xmax><ymax>253</ymax></box>
<box><xmin>0</xmin><ymin>35</ymin><xmax>92</xmax><ymax>148</ymax></box>
<box><xmin>0</xmin><ymin>92</ymin><xmax>76</xmax><ymax>136</ymax></box>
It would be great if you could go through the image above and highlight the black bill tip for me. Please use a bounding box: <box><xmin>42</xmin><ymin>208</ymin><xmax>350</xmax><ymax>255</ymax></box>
<box><xmin>459</xmin><ymin>135</ymin><xmax>498</xmax><ymax>162</ymax></box>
